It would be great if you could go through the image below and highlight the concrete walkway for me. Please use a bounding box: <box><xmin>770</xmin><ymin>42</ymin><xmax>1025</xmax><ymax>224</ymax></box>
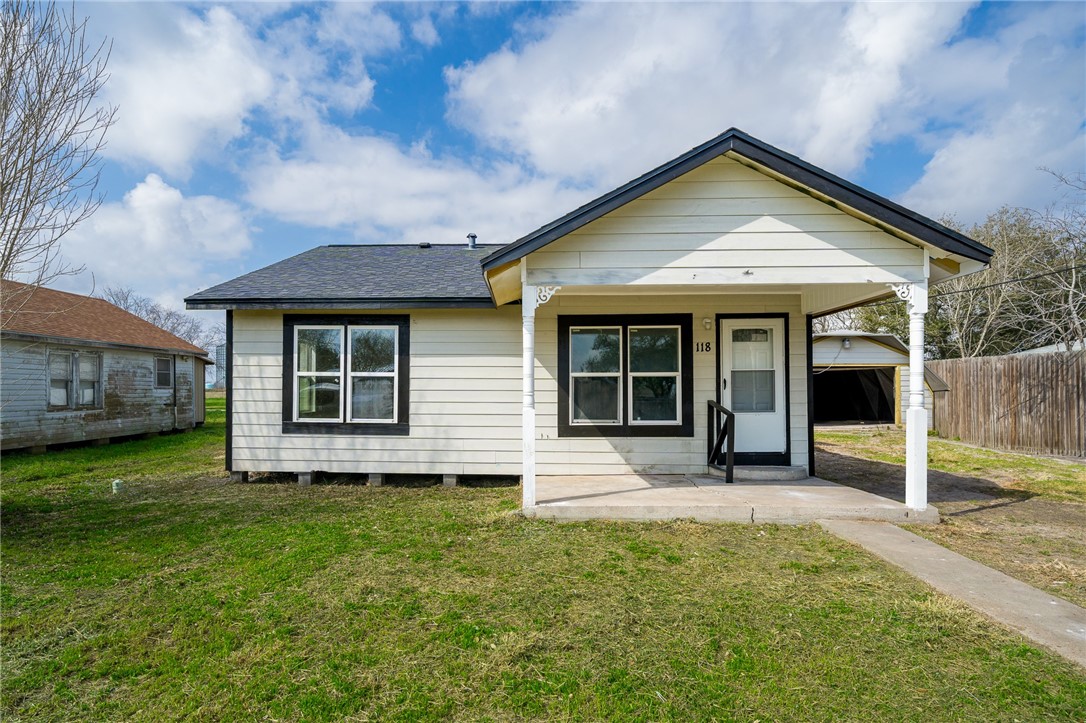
<box><xmin>820</xmin><ymin>520</ymin><xmax>1086</xmax><ymax>669</ymax></box>
<box><xmin>527</xmin><ymin>474</ymin><xmax>939</xmax><ymax>524</ymax></box>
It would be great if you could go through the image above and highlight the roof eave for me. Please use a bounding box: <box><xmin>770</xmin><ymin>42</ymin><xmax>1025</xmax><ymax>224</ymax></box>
<box><xmin>0</xmin><ymin>329</ymin><xmax>212</xmax><ymax>360</ymax></box>
<box><xmin>185</xmin><ymin>296</ymin><xmax>498</xmax><ymax>311</ymax></box>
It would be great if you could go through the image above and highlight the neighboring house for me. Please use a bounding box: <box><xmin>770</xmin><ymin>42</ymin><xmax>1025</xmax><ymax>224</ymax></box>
<box><xmin>812</xmin><ymin>331</ymin><xmax>949</xmax><ymax>428</ymax></box>
<box><xmin>186</xmin><ymin>128</ymin><xmax>993</xmax><ymax>512</ymax></box>
<box><xmin>1</xmin><ymin>281</ymin><xmax>212</xmax><ymax>451</ymax></box>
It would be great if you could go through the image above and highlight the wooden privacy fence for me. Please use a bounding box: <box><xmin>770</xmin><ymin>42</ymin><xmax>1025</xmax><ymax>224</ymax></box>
<box><xmin>928</xmin><ymin>353</ymin><xmax>1085</xmax><ymax>458</ymax></box>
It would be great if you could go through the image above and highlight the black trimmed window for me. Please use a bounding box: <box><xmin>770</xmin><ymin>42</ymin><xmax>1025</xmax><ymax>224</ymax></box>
<box><xmin>558</xmin><ymin>314</ymin><xmax>693</xmax><ymax>437</ymax></box>
<box><xmin>282</xmin><ymin>314</ymin><xmax>410</xmax><ymax>435</ymax></box>
<box><xmin>48</xmin><ymin>349</ymin><xmax>101</xmax><ymax>411</ymax></box>
<box><xmin>154</xmin><ymin>357</ymin><xmax>173</xmax><ymax>388</ymax></box>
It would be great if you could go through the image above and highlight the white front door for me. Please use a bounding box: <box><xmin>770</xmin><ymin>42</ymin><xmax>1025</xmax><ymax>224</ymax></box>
<box><xmin>719</xmin><ymin>318</ymin><xmax>787</xmax><ymax>456</ymax></box>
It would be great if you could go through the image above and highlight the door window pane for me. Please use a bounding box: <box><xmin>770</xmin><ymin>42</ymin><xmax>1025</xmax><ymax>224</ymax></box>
<box><xmin>351</xmin><ymin>328</ymin><xmax>396</xmax><ymax>373</ymax></box>
<box><xmin>351</xmin><ymin>377</ymin><xmax>395</xmax><ymax>421</ymax></box>
<box><xmin>572</xmin><ymin>377</ymin><xmax>619</xmax><ymax>422</ymax></box>
<box><xmin>297</xmin><ymin>328</ymin><xmax>342</xmax><ymax>373</ymax></box>
<box><xmin>297</xmin><ymin>376</ymin><xmax>341</xmax><ymax>419</ymax></box>
<box><xmin>629</xmin><ymin>328</ymin><xmax>678</xmax><ymax>372</ymax></box>
<box><xmin>731</xmin><ymin>328</ymin><xmax>773</xmax><ymax>370</ymax></box>
<box><xmin>732</xmin><ymin>370</ymin><xmax>775</xmax><ymax>412</ymax></box>
<box><xmin>631</xmin><ymin>377</ymin><xmax>677</xmax><ymax>421</ymax></box>
<box><xmin>571</xmin><ymin>328</ymin><xmax>620</xmax><ymax>373</ymax></box>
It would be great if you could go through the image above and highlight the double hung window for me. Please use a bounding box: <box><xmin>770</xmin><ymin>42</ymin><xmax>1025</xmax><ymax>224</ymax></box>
<box><xmin>559</xmin><ymin>314</ymin><xmax>692</xmax><ymax>437</ymax></box>
<box><xmin>48</xmin><ymin>349</ymin><xmax>101</xmax><ymax>410</ymax></box>
<box><xmin>283</xmin><ymin>315</ymin><xmax>409</xmax><ymax>435</ymax></box>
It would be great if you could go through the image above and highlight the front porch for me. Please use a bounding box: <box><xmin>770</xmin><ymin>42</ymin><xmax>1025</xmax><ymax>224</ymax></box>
<box><xmin>524</xmin><ymin>473</ymin><xmax>940</xmax><ymax>524</ymax></box>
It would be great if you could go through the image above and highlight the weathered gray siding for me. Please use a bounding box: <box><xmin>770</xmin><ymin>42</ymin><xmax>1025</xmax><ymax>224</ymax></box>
<box><xmin>1</xmin><ymin>338</ymin><xmax>201</xmax><ymax>450</ymax></box>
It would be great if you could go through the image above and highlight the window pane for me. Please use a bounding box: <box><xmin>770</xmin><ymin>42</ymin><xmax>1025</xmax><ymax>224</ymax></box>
<box><xmin>351</xmin><ymin>328</ymin><xmax>396</xmax><ymax>373</ymax></box>
<box><xmin>297</xmin><ymin>328</ymin><xmax>342</xmax><ymax>373</ymax></box>
<box><xmin>79</xmin><ymin>381</ymin><xmax>98</xmax><ymax>405</ymax></box>
<box><xmin>79</xmin><ymin>355</ymin><xmax>98</xmax><ymax>381</ymax></box>
<box><xmin>731</xmin><ymin>328</ymin><xmax>773</xmax><ymax>370</ymax></box>
<box><xmin>732</xmin><ymin>370</ymin><xmax>775</xmax><ymax>412</ymax></box>
<box><xmin>49</xmin><ymin>353</ymin><xmax>70</xmax><ymax>406</ymax></box>
<box><xmin>351</xmin><ymin>377</ymin><xmax>395</xmax><ymax>421</ymax></box>
<box><xmin>631</xmin><ymin>377</ymin><xmax>677</xmax><ymax>421</ymax></box>
<box><xmin>155</xmin><ymin>357</ymin><xmax>172</xmax><ymax>387</ymax></box>
<box><xmin>571</xmin><ymin>328</ymin><xmax>620</xmax><ymax>373</ymax></box>
<box><xmin>629</xmin><ymin>328</ymin><xmax>678</xmax><ymax>372</ymax></box>
<box><xmin>572</xmin><ymin>376</ymin><xmax>619</xmax><ymax>423</ymax></box>
<box><xmin>297</xmin><ymin>376</ymin><xmax>341</xmax><ymax>419</ymax></box>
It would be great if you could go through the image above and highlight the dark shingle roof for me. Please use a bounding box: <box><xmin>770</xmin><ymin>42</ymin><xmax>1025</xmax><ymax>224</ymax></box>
<box><xmin>186</xmin><ymin>244</ymin><xmax>500</xmax><ymax>310</ymax></box>
<box><xmin>2</xmin><ymin>280</ymin><xmax>210</xmax><ymax>358</ymax></box>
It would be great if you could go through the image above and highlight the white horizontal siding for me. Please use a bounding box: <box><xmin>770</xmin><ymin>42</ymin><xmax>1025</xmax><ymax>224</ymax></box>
<box><xmin>231</xmin><ymin>294</ymin><xmax>811</xmax><ymax>476</ymax></box>
<box><xmin>231</xmin><ymin>308</ymin><xmax>526</xmax><ymax>475</ymax></box>
<box><xmin>525</xmin><ymin>156</ymin><xmax>927</xmax><ymax>287</ymax></box>
<box><xmin>812</xmin><ymin>337</ymin><xmax>905</xmax><ymax>366</ymax></box>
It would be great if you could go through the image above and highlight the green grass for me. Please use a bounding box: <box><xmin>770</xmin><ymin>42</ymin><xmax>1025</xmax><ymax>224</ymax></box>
<box><xmin>3</xmin><ymin>404</ymin><xmax>1084</xmax><ymax>720</ymax></box>
<box><xmin>816</xmin><ymin>428</ymin><xmax>1086</xmax><ymax>503</ymax></box>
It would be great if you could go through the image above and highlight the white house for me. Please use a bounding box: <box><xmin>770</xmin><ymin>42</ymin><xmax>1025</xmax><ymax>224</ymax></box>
<box><xmin>812</xmin><ymin>331</ymin><xmax>949</xmax><ymax>428</ymax></box>
<box><xmin>186</xmin><ymin>129</ymin><xmax>993</xmax><ymax>513</ymax></box>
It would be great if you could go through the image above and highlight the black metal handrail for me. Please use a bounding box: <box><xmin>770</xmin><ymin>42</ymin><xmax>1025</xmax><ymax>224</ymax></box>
<box><xmin>707</xmin><ymin>400</ymin><xmax>735</xmax><ymax>483</ymax></box>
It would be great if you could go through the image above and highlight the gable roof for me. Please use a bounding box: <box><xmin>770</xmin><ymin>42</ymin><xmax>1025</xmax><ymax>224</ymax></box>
<box><xmin>481</xmin><ymin>128</ymin><xmax>993</xmax><ymax>271</ymax></box>
<box><xmin>1</xmin><ymin>280</ymin><xmax>210</xmax><ymax>358</ymax></box>
<box><xmin>186</xmin><ymin>244</ymin><xmax>502</xmax><ymax>310</ymax></box>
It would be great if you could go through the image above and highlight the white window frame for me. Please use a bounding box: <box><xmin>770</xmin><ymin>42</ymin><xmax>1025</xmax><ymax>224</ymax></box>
<box><xmin>47</xmin><ymin>349</ymin><xmax>102</xmax><ymax>411</ymax></box>
<box><xmin>154</xmin><ymin>356</ymin><xmax>174</xmax><ymax>389</ymax></box>
<box><xmin>293</xmin><ymin>325</ymin><xmax>345</xmax><ymax>423</ymax></box>
<box><xmin>627</xmin><ymin>325</ymin><xmax>682</xmax><ymax>426</ymax></box>
<box><xmin>346</xmin><ymin>325</ymin><xmax>399</xmax><ymax>424</ymax></box>
<box><xmin>569</xmin><ymin>325</ymin><xmax>623</xmax><ymax>426</ymax></box>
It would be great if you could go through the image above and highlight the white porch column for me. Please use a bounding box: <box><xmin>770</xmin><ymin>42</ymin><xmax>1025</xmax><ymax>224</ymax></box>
<box><xmin>894</xmin><ymin>281</ymin><xmax>929</xmax><ymax>511</ymax></box>
<box><xmin>521</xmin><ymin>283</ymin><xmax>559</xmax><ymax>508</ymax></box>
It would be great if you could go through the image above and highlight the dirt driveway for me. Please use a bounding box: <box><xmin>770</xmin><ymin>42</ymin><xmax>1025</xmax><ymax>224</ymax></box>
<box><xmin>815</xmin><ymin>428</ymin><xmax>1086</xmax><ymax>608</ymax></box>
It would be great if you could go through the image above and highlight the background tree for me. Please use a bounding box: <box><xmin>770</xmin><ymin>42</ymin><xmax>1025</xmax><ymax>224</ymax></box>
<box><xmin>1</xmin><ymin>0</ymin><xmax>115</xmax><ymax>290</ymax></box>
<box><xmin>101</xmin><ymin>286</ymin><xmax>224</xmax><ymax>353</ymax></box>
<box><xmin>838</xmin><ymin>199</ymin><xmax>1083</xmax><ymax>359</ymax></box>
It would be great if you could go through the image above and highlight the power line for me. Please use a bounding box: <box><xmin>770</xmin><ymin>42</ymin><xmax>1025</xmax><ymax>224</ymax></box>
<box><xmin>860</xmin><ymin>264</ymin><xmax>1081</xmax><ymax>308</ymax></box>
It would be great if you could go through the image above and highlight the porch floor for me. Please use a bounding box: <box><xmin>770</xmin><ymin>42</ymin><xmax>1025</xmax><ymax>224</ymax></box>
<box><xmin>526</xmin><ymin>474</ymin><xmax>939</xmax><ymax>525</ymax></box>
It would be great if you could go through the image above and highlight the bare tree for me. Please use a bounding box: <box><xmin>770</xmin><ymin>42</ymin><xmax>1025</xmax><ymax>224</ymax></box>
<box><xmin>100</xmin><ymin>286</ymin><xmax>223</xmax><ymax>352</ymax></box>
<box><xmin>0</xmin><ymin>0</ymin><xmax>116</xmax><ymax>289</ymax></box>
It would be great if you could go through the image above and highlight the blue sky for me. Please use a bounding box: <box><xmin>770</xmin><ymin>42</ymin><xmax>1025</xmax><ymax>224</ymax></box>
<box><xmin>56</xmin><ymin>1</ymin><xmax>1085</xmax><ymax>320</ymax></box>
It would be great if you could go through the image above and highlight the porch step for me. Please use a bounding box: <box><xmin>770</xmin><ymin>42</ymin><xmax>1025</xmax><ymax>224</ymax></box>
<box><xmin>708</xmin><ymin>464</ymin><xmax>808</xmax><ymax>482</ymax></box>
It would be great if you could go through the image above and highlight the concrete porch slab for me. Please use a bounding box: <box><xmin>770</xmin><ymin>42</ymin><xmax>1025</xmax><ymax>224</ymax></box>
<box><xmin>525</xmin><ymin>474</ymin><xmax>939</xmax><ymax>525</ymax></box>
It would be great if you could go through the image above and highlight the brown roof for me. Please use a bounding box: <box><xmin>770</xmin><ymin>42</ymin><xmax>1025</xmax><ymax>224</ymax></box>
<box><xmin>1</xmin><ymin>280</ymin><xmax>210</xmax><ymax>358</ymax></box>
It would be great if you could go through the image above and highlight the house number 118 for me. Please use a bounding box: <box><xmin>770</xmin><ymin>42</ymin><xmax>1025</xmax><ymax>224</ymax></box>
<box><xmin>696</xmin><ymin>342</ymin><xmax>712</xmax><ymax>353</ymax></box>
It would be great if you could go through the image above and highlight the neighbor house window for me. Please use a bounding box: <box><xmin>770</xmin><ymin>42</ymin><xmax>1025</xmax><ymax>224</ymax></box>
<box><xmin>558</xmin><ymin>315</ymin><xmax>692</xmax><ymax>437</ymax></box>
<box><xmin>282</xmin><ymin>315</ymin><xmax>409</xmax><ymax>435</ymax></box>
<box><xmin>48</xmin><ymin>349</ymin><xmax>101</xmax><ymax>411</ymax></box>
<box><xmin>154</xmin><ymin>357</ymin><xmax>173</xmax><ymax>389</ymax></box>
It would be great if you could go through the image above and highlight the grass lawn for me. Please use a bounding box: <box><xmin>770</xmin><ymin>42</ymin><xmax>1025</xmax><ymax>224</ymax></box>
<box><xmin>2</xmin><ymin>404</ymin><xmax>1084</xmax><ymax>721</ymax></box>
<box><xmin>817</xmin><ymin>427</ymin><xmax>1086</xmax><ymax>608</ymax></box>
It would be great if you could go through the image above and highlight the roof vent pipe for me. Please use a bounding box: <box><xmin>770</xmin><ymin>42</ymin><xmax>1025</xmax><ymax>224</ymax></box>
<box><xmin>467</xmin><ymin>233</ymin><xmax>477</xmax><ymax>249</ymax></box>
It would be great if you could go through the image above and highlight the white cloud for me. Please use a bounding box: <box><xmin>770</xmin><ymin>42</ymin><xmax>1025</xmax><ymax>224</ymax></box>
<box><xmin>96</xmin><ymin>3</ymin><xmax>406</xmax><ymax>176</ymax></box>
<box><xmin>900</xmin><ymin>4</ymin><xmax>1086</xmax><ymax>219</ymax></box>
<box><xmin>411</xmin><ymin>15</ymin><xmax>439</xmax><ymax>48</ymax></box>
<box><xmin>62</xmin><ymin>175</ymin><xmax>252</xmax><ymax>307</ymax></box>
<box><xmin>99</xmin><ymin>6</ymin><xmax>273</xmax><ymax>177</ymax></box>
<box><xmin>445</xmin><ymin>2</ymin><xmax>1083</xmax><ymax>222</ymax></box>
<box><xmin>244</xmin><ymin>127</ymin><xmax>587</xmax><ymax>246</ymax></box>
<box><xmin>445</xmin><ymin>3</ymin><xmax>970</xmax><ymax>187</ymax></box>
